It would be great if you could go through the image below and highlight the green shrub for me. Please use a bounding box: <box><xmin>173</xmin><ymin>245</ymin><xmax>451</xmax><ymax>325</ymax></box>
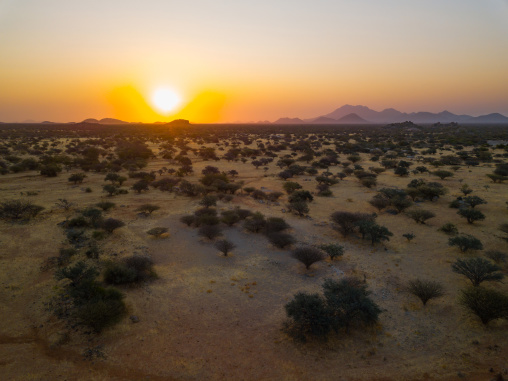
<box><xmin>448</xmin><ymin>234</ymin><xmax>483</xmax><ymax>253</ymax></box>
<box><xmin>103</xmin><ymin>263</ymin><xmax>137</xmax><ymax>285</ymax></box>
<box><xmin>220</xmin><ymin>211</ymin><xmax>240</xmax><ymax>226</ymax></box>
<box><xmin>75</xmin><ymin>287</ymin><xmax>126</xmax><ymax>332</ymax></box>
<box><xmin>406</xmin><ymin>208</ymin><xmax>436</xmax><ymax>224</ymax></box>
<box><xmin>243</xmin><ymin>212</ymin><xmax>266</xmax><ymax>233</ymax></box>
<box><xmin>284</xmin><ymin>278</ymin><xmax>381</xmax><ymax>342</ymax></box>
<box><xmin>406</xmin><ymin>279</ymin><xmax>444</xmax><ymax>306</ymax></box>
<box><xmin>101</xmin><ymin>218</ymin><xmax>125</xmax><ymax>233</ymax></box>
<box><xmin>267</xmin><ymin>232</ymin><xmax>295</xmax><ymax>249</ymax></box>
<box><xmin>104</xmin><ymin>256</ymin><xmax>155</xmax><ymax>285</ymax></box>
<box><xmin>0</xmin><ymin>199</ymin><xmax>44</xmax><ymax>221</ymax></box>
<box><xmin>319</xmin><ymin>244</ymin><xmax>344</xmax><ymax>260</ymax></box>
<box><xmin>198</xmin><ymin>225</ymin><xmax>222</xmax><ymax>240</ymax></box>
<box><xmin>180</xmin><ymin>215</ymin><xmax>196</xmax><ymax>226</ymax></box>
<box><xmin>438</xmin><ymin>223</ymin><xmax>458</xmax><ymax>235</ymax></box>
<box><xmin>264</xmin><ymin>217</ymin><xmax>290</xmax><ymax>233</ymax></box>
<box><xmin>457</xmin><ymin>208</ymin><xmax>485</xmax><ymax>224</ymax></box>
<box><xmin>214</xmin><ymin>239</ymin><xmax>236</xmax><ymax>256</ymax></box>
<box><xmin>284</xmin><ymin>292</ymin><xmax>331</xmax><ymax>341</ymax></box>
<box><xmin>291</xmin><ymin>246</ymin><xmax>325</xmax><ymax>269</ymax></box>
<box><xmin>485</xmin><ymin>250</ymin><xmax>507</xmax><ymax>264</ymax></box>
<box><xmin>460</xmin><ymin>287</ymin><xmax>508</xmax><ymax>325</ymax></box>
<box><xmin>451</xmin><ymin>257</ymin><xmax>503</xmax><ymax>286</ymax></box>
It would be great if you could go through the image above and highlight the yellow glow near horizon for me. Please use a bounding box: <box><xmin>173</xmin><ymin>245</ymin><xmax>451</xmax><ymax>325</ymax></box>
<box><xmin>151</xmin><ymin>88</ymin><xmax>181</xmax><ymax>114</ymax></box>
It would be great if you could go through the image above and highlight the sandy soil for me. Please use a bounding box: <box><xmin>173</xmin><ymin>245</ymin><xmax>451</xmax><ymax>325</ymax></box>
<box><xmin>0</xmin><ymin>141</ymin><xmax>507</xmax><ymax>380</ymax></box>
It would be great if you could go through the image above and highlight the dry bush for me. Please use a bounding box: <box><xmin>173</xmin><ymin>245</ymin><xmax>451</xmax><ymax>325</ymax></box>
<box><xmin>406</xmin><ymin>279</ymin><xmax>444</xmax><ymax>306</ymax></box>
<box><xmin>291</xmin><ymin>246</ymin><xmax>325</xmax><ymax>270</ymax></box>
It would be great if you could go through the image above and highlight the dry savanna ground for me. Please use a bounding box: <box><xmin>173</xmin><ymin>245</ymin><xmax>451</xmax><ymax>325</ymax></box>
<box><xmin>0</xmin><ymin>127</ymin><xmax>507</xmax><ymax>380</ymax></box>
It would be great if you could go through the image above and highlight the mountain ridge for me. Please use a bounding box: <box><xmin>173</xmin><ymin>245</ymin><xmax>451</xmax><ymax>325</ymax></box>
<box><xmin>284</xmin><ymin>105</ymin><xmax>508</xmax><ymax>124</ymax></box>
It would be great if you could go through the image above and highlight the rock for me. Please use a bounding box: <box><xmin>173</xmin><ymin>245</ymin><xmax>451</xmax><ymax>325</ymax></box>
<box><xmin>130</xmin><ymin>315</ymin><xmax>140</xmax><ymax>323</ymax></box>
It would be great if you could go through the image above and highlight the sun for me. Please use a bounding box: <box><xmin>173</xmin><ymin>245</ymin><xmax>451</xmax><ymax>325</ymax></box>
<box><xmin>151</xmin><ymin>87</ymin><xmax>181</xmax><ymax>114</ymax></box>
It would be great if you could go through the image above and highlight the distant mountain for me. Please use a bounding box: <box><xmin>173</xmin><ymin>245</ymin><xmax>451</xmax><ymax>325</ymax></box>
<box><xmin>81</xmin><ymin>118</ymin><xmax>128</xmax><ymax>124</ymax></box>
<box><xmin>166</xmin><ymin>119</ymin><xmax>190</xmax><ymax>126</ymax></box>
<box><xmin>288</xmin><ymin>105</ymin><xmax>508</xmax><ymax>124</ymax></box>
<box><xmin>41</xmin><ymin>121</ymin><xmax>55</xmax><ymax>124</ymax></box>
<box><xmin>337</xmin><ymin>113</ymin><xmax>369</xmax><ymax>124</ymax></box>
<box><xmin>312</xmin><ymin>116</ymin><xmax>338</xmax><ymax>124</ymax></box>
<box><xmin>82</xmin><ymin>118</ymin><xmax>100</xmax><ymax>124</ymax></box>
<box><xmin>465</xmin><ymin>113</ymin><xmax>508</xmax><ymax>124</ymax></box>
<box><xmin>273</xmin><ymin>117</ymin><xmax>304</xmax><ymax>124</ymax></box>
<box><xmin>100</xmin><ymin>118</ymin><xmax>129</xmax><ymax>124</ymax></box>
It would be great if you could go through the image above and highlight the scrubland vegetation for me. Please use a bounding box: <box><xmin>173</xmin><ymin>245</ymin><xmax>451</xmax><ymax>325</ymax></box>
<box><xmin>1</xmin><ymin>121</ymin><xmax>508</xmax><ymax>380</ymax></box>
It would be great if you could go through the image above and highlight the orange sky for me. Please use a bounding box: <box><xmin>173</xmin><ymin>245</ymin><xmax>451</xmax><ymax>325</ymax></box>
<box><xmin>1</xmin><ymin>0</ymin><xmax>507</xmax><ymax>123</ymax></box>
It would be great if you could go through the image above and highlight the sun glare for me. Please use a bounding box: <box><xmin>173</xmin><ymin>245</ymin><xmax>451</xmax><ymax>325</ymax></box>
<box><xmin>151</xmin><ymin>88</ymin><xmax>181</xmax><ymax>114</ymax></box>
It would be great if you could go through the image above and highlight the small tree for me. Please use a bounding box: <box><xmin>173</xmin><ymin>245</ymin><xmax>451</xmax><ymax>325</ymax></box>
<box><xmin>460</xmin><ymin>287</ymin><xmax>508</xmax><ymax>325</ymax></box>
<box><xmin>103</xmin><ymin>184</ymin><xmax>120</xmax><ymax>196</ymax></box>
<box><xmin>432</xmin><ymin>170</ymin><xmax>453</xmax><ymax>180</ymax></box>
<box><xmin>459</xmin><ymin>184</ymin><xmax>473</xmax><ymax>196</ymax></box>
<box><xmin>448</xmin><ymin>234</ymin><xmax>483</xmax><ymax>253</ymax></box>
<box><xmin>146</xmin><ymin>227</ymin><xmax>168</xmax><ymax>238</ymax></box>
<box><xmin>369</xmin><ymin>195</ymin><xmax>389</xmax><ymax>212</ymax></box>
<box><xmin>102</xmin><ymin>218</ymin><xmax>125</xmax><ymax>233</ymax></box>
<box><xmin>362</xmin><ymin>222</ymin><xmax>393</xmax><ymax>245</ymax></box>
<box><xmin>289</xmin><ymin>190</ymin><xmax>313</xmax><ymax>203</ymax></box>
<box><xmin>180</xmin><ymin>215</ymin><xmax>195</xmax><ymax>226</ymax></box>
<box><xmin>267</xmin><ymin>232</ymin><xmax>295</xmax><ymax>249</ymax></box>
<box><xmin>457</xmin><ymin>208</ymin><xmax>485</xmax><ymax>224</ymax></box>
<box><xmin>198</xmin><ymin>225</ymin><xmax>222</xmax><ymax>240</ymax></box>
<box><xmin>137</xmin><ymin>204</ymin><xmax>160</xmax><ymax>215</ymax></box>
<box><xmin>462</xmin><ymin>196</ymin><xmax>487</xmax><ymax>208</ymax></box>
<box><xmin>132</xmin><ymin>179</ymin><xmax>150</xmax><ymax>193</ymax></box>
<box><xmin>319</xmin><ymin>244</ymin><xmax>344</xmax><ymax>260</ymax></box>
<box><xmin>214</xmin><ymin>239</ymin><xmax>236</xmax><ymax>256</ymax></box>
<box><xmin>287</xmin><ymin>200</ymin><xmax>309</xmax><ymax>217</ymax></box>
<box><xmin>243</xmin><ymin>212</ymin><xmax>266</xmax><ymax>233</ymax></box>
<box><xmin>291</xmin><ymin>246</ymin><xmax>325</xmax><ymax>270</ymax></box>
<box><xmin>485</xmin><ymin>250</ymin><xmax>507</xmax><ymax>264</ymax></box>
<box><xmin>392</xmin><ymin>197</ymin><xmax>412</xmax><ymax>213</ymax></box>
<box><xmin>283</xmin><ymin>181</ymin><xmax>302</xmax><ymax>194</ymax></box>
<box><xmin>284</xmin><ymin>292</ymin><xmax>331</xmax><ymax>341</ymax></box>
<box><xmin>322</xmin><ymin>278</ymin><xmax>381</xmax><ymax>334</ymax></box>
<box><xmin>68</xmin><ymin>173</ymin><xmax>87</xmax><ymax>184</ymax></box>
<box><xmin>220</xmin><ymin>211</ymin><xmax>241</xmax><ymax>226</ymax></box>
<box><xmin>406</xmin><ymin>279</ymin><xmax>444</xmax><ymax>306</ymax></box>
<box><xmin>264</xmin><ymin>217</ymin><xmax>290</xmax><ymax>233</ymax></box>
<box><xmin>0</xmin><ymin>200</ymin><xmax>44</xmax><ymax>221</ymax></box>
<box><xmin>331</xmin><ymin>211</ymin><xmax>373</xmax><ymax>237</ymax></box>
<box><xmin>394</xmin><ymin>166</ymin><xmax>409</xmax><ymax>177</ymax></box>
<box><xmin>406</xmin><ymin>209</ymin><xmax>436</xmax><ymax>224</ymax></box>
<box><xmin>199</xmin><ymin>195</ymin><xmax>217</xmax><ymax>208</ymax></box>
<box><xmin>452</xmin><ymin>258</ymin><xmax>503</xmax><ymax>286</ymax></box>
<box><xmin>438</xmin><ymin>223</ymin><xmax>458</xmax><ymax>235</ymax></box>
<box><xmin>403</xmin><ymin>233</ymin><xmax>415</xmax><ymax>242</ymax></box>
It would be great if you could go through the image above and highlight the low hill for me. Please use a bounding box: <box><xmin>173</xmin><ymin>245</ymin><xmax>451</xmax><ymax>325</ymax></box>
<box><xmin>81</xmin><ymin>118</ymin><xmax>128</xmax><ymax>124</ymax></box>
<box><xmin>465</xmin><ymin>113</ymin><xmax>508</xmax><ymax>124</ymax></box>
<box><xmin>337</xmin><ymin>113</ymin><xmax>369</xmax><ymax>124</ymax></box>
<box><xmin>81</xmin><ymin>118</ymin><xmax>100</xmax><ymax>124</ymax></box>
<box><xmin>166</xmin><ymin>119</ymin><xmax>190</xmax><ymax>126</ymax></box>
<box><xmin>99</xmin><ymin>118</ymin><xmax>129</xmax><ymax>124</ymax></box>
<box><xmin>273</xmin><ymin>117</ymin><xmax>303</xmax><ymax>124</ymax></box>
